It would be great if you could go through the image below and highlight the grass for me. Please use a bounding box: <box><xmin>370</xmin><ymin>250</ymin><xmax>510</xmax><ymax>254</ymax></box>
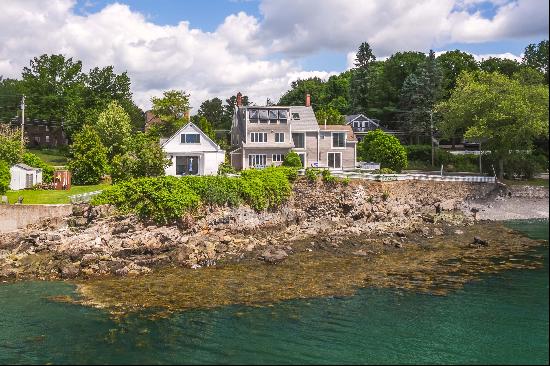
<box><xmin>5</xmin><ymin>183</ymin><xmax>109</xmax><ymax>204</ymax></box>
<box><xmin>503</xmin><ymin>178</ymin><xmax>549</xmax><ymax>187</ymax></box>
<box><xmin>27</xmin><ymin>148</ymin><xmax>68</xmax><ymax>167</ymax></box>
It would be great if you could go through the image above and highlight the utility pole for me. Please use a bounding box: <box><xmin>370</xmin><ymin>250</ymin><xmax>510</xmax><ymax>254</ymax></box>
<box><xmin>430</xmin><ymin>110</ymin><xmax>434</xmax><ymax>167</ymax></box>
<box><xmin>20</xmin><ymin>95</ymin><xmax>25</xmax><ymax>146</ymax></box>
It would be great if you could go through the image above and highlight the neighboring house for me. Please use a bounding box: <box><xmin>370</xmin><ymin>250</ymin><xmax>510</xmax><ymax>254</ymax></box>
<box><xmin>9</xmin><ymin>163</ymin><xmax>42</xmax><ymax>190</ymax></box>
<box><xmin>10</xmin><ymin>119</ymin><xmax>68</xmax><ymax>147</ymax></box>
<box><xmin>162</xmin><ymin>122</ymin><xmax>225</xmax><ymax>176</ymax></box>
<box><xmin>345</xmin><ymin>114</ymin><xmax>384</xmax><ymax>141</ymax></box>
<box><xmin>230</xmin><ymin>93</ymin><xmax>357</xmax><ymax>170</ymax></box>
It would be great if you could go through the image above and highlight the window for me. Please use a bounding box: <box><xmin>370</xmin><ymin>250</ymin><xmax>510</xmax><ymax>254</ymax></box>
<box><xmin>45</xmin><ymin>135</ymin><xmax>50</xmax><ymax>143</ymax></box>
<box><xmin>249</xmin><ymin>109</ymin><xmax>259</xmax><ymax>123</ymax></box>
<box><xmin>249</xmin><ymin>154</ymin><xmax>266</xmax><ymax>168</ymax></box>
<box><xmin>279</xmin><ymin>110</ymin><xmax>288</xmax><ymax>120</ymax></box>
<box><xmin>269</xmin><ymin>110</ymin><xmax>278</xmax><ymax>119</ymax></box>
<box><xmin>292</xmin><ymin>133</ymin><xmax>305</xmax><ymax>149</ymax></box>
<box><xmin>328</xmin><ymin>152</ymin><xmax>342</xmax><ymax>169</ymax></box>
<box><xmin>275</xmin><ymin>132</ymin><xmax>285</xmax><ymax>143</ymax></box>
<box><xmin>259</xmin><ymin>109</ymin><xmax>269</xmax><ymax>121</ymax></box>
<box><xmin>332</xmin><ymin>132</ymin><xmax>346</xmax><ymax>148</ymax></box>
<box><xmin>292</xmin><ymin>112</ymin><xmax>300</xmax><ymax>120</ymax></box>
<box><xmin>272</xmin><ymin>154</ymin><xmax>284</xmax><ymax>162</ymax></box>
<box><xmin>250</xmin><ymin>132</ymin><xmax>268</xmax><ymax>143</ymax></box>
<box><xmin>181</xmin><ymin>133</ymin><xmax>201</xmax><ymax>143</ymax></box>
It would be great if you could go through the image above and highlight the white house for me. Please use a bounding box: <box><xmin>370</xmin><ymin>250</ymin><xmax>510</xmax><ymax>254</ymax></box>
<box><xmin>9</xmin><ymin>163</ymin><xmax>43</xmax><ymax>190</ymax></box>
<box><xmin>162</xmin><ymin>122</ymin><xmax>226</xmax><ymax>176</ymax></box>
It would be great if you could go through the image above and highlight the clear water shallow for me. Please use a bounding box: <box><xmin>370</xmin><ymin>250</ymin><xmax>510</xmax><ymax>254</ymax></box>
<box><xmin>0</xmin><ymin>220</ymin><xmax>548</xmax><ymax>365</ymax></box>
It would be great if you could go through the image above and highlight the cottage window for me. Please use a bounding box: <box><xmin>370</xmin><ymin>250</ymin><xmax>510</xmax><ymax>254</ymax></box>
<box><xmin>249</xmin><ymin>154</ymin><xmax>266</xmax><ymax>168</ymax></box>
<box><xmin>292</xmin><ymin>133</ymin><xmax>305</xmax><ymax>149</ymax></box>
<box><xmin>250</xmin><ymin>132</ymin><xmax>268</xmax><ymax>143</ymax></box>
<box><xmin>181</xmin><ymin>133</ymin><xmax>201</xmax><ymax>143</ymax></box>
<box><xmin>275</xmin><ymin>132</ymin><xmax>285</xmax><ymax>143</ymax></box>
<box><xmin>272</xmin><ymin>154</ymin><xmax>284</xmax><ymax>162</ymax></box>
<box><xmin>332</xmin><ymin>132</ymin><xmax>346</xmax><ymax>148</ymax></box>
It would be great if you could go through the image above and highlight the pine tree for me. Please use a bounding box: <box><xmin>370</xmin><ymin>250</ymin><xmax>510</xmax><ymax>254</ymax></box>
<box><xmin>399</xmin><ymin>50</ymin><xmax>443</xmax><ymax>143</ymax></box>
<box><xmin>350</xmin><ymin>42</ymin><xmax>376</xmax><ymax>114</ymax></box>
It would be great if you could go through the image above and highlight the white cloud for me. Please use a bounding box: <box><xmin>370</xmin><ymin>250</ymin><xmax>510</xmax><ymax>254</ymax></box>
<box><xmin>0</xmin><ymin>0</ymin><xmax>546</xmax><ymax>112</ymax></box>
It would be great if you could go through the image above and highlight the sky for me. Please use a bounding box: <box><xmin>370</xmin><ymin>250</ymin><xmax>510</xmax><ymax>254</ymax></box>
<box><xmin>0</xmin><ymin>0</ymin><xmax>548</xmax><ymax>111</ymax></box>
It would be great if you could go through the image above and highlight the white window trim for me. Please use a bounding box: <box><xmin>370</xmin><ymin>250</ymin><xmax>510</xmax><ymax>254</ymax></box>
<box><xmin>272</xmin><ymin>153</ymin><xmax>284</xmax><ymax>162</ymax></box>
<box><xmin>249</xmin><ymin>154</ymin><xmax>267</xmax><ymax>168</ymax></box>
<box><xmin>275</xmin><ymin>132</ymin><xmax>285</xmax><ymax>143</ymax></box>
<box><xmin>331</xmin><ymin>132</ymin><xmax>347</xmax><ymax>149</ymax></box>
<box><xmin>181</xmin><ymin>133</ymin><xmax>201</xmax><ymax>144</ymax></box>
<box><xmin>327</xmin><ymin>152</ymin><xmax>343</xmax><ymax>170</ymax></box>
<box><xmin>292</xmin><ymin>132</ymin><xmax>306</xmax><ymax>150</ymax></box>
<box><xmin>250</xmin><ymin>132</ymin><xmax>268</xmax><ymax>143</ymax></box>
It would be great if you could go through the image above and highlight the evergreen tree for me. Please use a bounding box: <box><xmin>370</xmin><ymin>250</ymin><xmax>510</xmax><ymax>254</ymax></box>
<box><xmin>399</xmin><ymin>50</ymin><xmax>443</xmax><ymax>143</ymax></box>
<box><xmin>350</xmin><ymin>42</ymin><xmax>376</xmax><ymax>114</ymax></box>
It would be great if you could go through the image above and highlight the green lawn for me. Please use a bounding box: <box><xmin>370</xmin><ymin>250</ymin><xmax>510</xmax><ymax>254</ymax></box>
<box><xmin>5</xmin><ymin>183</ymin><xmax>109</xmax><ymax>204</ymax></box>
<box><xmin>27</xmin><ymin>148</ymin><xmax>69</xmax><ymax>167</ymax></box>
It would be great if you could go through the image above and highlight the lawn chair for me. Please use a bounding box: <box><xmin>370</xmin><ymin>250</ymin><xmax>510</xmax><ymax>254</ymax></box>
<box><xmin>16</xmin><ymin>196</ymin><xmax>24</xmax><ymax>205</ymax></box>
<box><xmin>1</xmin><ymin>196</ymin><xmax>8</xmax><ymax>205</ymax></box>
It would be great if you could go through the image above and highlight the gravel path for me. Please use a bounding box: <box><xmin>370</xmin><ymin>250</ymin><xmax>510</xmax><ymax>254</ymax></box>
<box><xmin>461</xmin><ymin>184</ymin><xmax>549</xmax><ymax>221</ymax></box>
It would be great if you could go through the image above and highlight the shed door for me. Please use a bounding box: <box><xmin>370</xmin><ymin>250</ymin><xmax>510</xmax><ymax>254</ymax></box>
<box><xmin>25</xmin><ymin>173</ymin><xmax>34</xmax><ymax>188</ymax></box>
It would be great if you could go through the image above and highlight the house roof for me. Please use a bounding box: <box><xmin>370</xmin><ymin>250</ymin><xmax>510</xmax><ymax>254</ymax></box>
<box><xmin>161</xmin><ymin>122</ymin><xmax>224</xmax><ymax>152</ymax></box>
<box><xmin>287</xmin><ymin>106</ymin><xmax>319</xmax><ymax>131</ymax></box>
<box><xmin>12</xmin><ymin>163</ymin><xmax>41</xmax><ymax>171</ymax></box>
<box><xmin>319</xmin><ymin>125</ymin><xmax>357</xmax><ymax>142</ymax></box>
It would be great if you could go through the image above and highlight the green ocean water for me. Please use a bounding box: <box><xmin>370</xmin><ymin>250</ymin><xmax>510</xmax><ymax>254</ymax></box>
<box><xmin>0</xmin><ymin>219</ymin><xmax>548</xmax><ymax>365</ymax></box>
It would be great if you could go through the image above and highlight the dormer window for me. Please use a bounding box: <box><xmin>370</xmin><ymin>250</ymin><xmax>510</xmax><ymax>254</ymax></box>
<box><xmin>269</xmin><ymin>110</ymin><xmax>278</xmax><ymax>119</ymax></box>
<box><xmin>259</xmin><ymin>110</ymin><xmax>269</xmax><ymax>121</ymax></box>
<box><xmin>292</xmin><ymin>112</ymin><xmax>300</xmax><ymax>120</ymax></box>
<box><xmin>181</xmin><ymin>133</ymin><xmax>200</xmax><ymax>143</ymax></box>
<box><xmin>279</xmin><ymin>110</ymin><xmax>288</xmax><ymax>120</ymax></box>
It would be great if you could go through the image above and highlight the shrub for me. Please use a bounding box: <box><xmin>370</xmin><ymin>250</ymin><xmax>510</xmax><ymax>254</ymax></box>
<box><xmin>92</xmin><ymin>167</ymin><xmax>294</xmax><ymax>222</ymax></box>
<box><xmin>282</xmin><ymin>151</ymin><xmax>303</xmax><ymax>168</ymax></box>
<box><xmin>0</xmin><ymin>160</ymin><xmax>10</xmax><ymax>195</ymax></box>
<box><xmin>68</xmin><ymin>125</ymin><xmax>109</xmax><ymax>185</ymax></box>
<box><xmin>482</xmin><ymin>152</ymin><xmax>547</xmax><ymax>179</ymax></box>
<box><xmin>22</xmin><ymin>152</ymin><xmax>54</xmax><ymax>183</ymax></box>
<box><xmin>321</xmin><ymin>169</ymin><xmax>336</xmax><ymax>184</ymax></box>
<box><xmin>359</xmin><ymin>129</ymin><xmax>408</xmax><ymax>172</ymax></box>
<box><xmin>276</xmin><ymin>166</ymin><xmax>299</xmax><ymax>182</ymax></box>
<box><xmin>92</xmin><ymin>176</ymin><xmax>201</xmax><ymax>224</ymax></box>
<box><xmin>341</xmin><ymin>177</ymin><xmax>351</xmax><ymax>186</ymax></box>
<box><xmin>217</xmin><ymin>161</ymin><xmax>236</xmax><ymax>175</ymax></box>
<box><xmin>181</xmin><ymin>175</ymin><xmax>242</xmax><ymax>207</ymax></box>
<box><xmin>305</xmin><ymin>167</ymin><xmax>320</xmax><ymax>182</ymax></box>
<box><xmin>405</xmin><ymin>145</ymin><xmax>432</xmax><ymax>163</ymax></box>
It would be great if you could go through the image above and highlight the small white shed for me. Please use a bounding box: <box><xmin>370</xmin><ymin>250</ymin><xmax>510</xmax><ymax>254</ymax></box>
<box><xmin>162</xmin><ymin>123</ymin><xmax>226</xmax><ymax>176</ymax></box>
<box><xmin>9</xmin><ymin>163</ymin><xmax>43</xmax><ymax>190</ymax></box>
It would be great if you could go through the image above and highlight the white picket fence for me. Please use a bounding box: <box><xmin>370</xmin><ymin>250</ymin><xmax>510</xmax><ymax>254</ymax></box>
<box><xmin>69</xmin><ymin>190</ymin><xmax>103</xmax><ymax>204</ymax></box>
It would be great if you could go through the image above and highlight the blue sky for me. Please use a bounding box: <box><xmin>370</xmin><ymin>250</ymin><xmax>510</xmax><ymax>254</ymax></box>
<box><xmin>1</xmin><ymin>0</ymin><xmax>548</xmax><ymax>108</ymax></box>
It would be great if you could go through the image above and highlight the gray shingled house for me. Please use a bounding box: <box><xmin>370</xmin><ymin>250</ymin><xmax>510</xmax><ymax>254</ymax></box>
<box><xmin>230</xmin><ymin>93</ymin><xmax>357</xmax><ymax>170</ymax></box>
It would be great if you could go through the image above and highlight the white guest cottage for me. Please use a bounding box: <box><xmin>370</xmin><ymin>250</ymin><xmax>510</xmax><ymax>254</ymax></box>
<box><xmin>9</xmin><ymin>163</ymin><xmax>42</xmax><ymax>190</ymax></box>
<box><xmin>162</xmin><ymin>122</ymin><xmax>225</xmax><ymax>176</ymax></box>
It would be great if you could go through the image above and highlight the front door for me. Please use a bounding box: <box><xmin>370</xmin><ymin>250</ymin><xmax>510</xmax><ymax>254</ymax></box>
<box><xmin>176</xmin><ymin>156</ymin><xmax>199</xmax><ymax>175</ymax></box>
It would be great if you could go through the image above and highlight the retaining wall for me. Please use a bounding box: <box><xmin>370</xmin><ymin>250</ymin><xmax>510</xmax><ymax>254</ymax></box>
<box><xmin>0</xmin><ymin>204</ymin><xmax>72</xmax><ymax>233</ymax></box>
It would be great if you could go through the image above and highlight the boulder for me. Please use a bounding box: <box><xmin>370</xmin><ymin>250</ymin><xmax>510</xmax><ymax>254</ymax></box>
<box><xmin>59</xmin><ymin>263</ymin><xmax>80</xmax><ymax>279</ymax></box>
<box><xmin>472</xmin><ymin>236</ymin><xmax>489</xmax><ymax>246</ymax></box>
<box><xmin>259</xmin><ymin>247</ymin><xmax>288</xmax><ymax>264</ymax></box>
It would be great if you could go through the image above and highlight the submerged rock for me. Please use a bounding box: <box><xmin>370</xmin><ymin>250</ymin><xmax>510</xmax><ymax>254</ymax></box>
<box><xmin>259</xmin><ymin>247</ymin><xmax>288</xmax><ymax>264</ymax></box>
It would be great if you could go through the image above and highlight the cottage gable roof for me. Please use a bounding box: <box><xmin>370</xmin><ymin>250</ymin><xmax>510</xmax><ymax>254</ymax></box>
<box><xmin>161</xmin><ymin>122</ymin><xmax>223</xmax><ymax>152</ymax></box>
<box><xmin>319</xmin><ymin>125</ymin><xmax>357</xmax><ymax>142</ymax></box>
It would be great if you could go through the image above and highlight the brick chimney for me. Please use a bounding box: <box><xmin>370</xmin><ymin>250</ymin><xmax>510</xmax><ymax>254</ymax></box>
<box><xmin>305</xmin><ymin>93</ymin><xmax>311</xmax><ymax>107</ymax></box>
<box><xmin>236</xmin><ymin>92</ymin><xmax>242</xmax><ymax>107</ymax></box>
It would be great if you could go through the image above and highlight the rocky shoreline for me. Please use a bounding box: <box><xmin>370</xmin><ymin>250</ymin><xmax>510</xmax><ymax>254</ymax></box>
<box><xmin>0</xmin><ymin>179</ymin><xmax>547</xmax><ymax>283</ymax></box>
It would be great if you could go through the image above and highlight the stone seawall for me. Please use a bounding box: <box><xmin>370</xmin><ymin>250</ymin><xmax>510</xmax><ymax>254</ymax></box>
<box><xmin>0</xmin><ymin>205</ymin><xmax>73</xmax><ymax>233</ymax></box>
